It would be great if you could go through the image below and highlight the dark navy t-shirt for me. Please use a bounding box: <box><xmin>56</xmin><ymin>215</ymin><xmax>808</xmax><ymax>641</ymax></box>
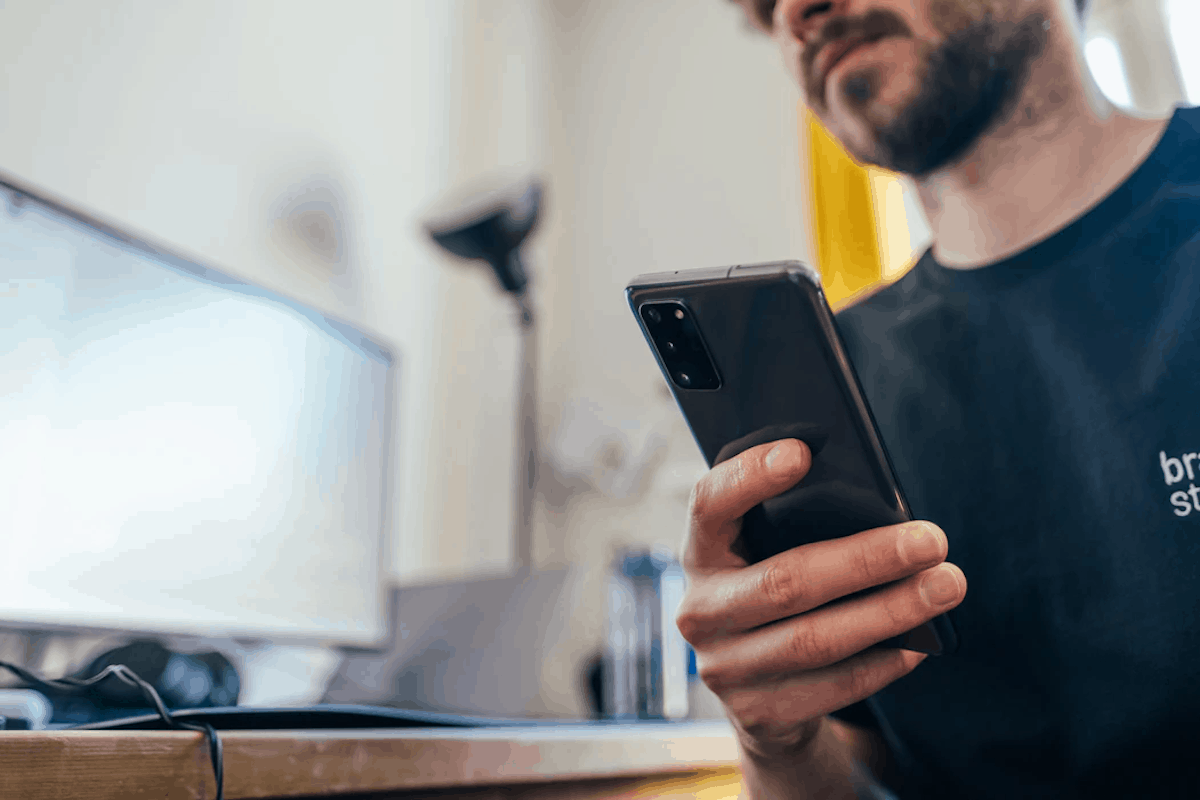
<box><xmin>833</xmin><ymin>105</ymin><xmax>1200</xmax><ymax>799</ymax></box>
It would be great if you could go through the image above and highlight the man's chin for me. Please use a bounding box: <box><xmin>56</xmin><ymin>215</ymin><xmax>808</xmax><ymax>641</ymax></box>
<box><xmin>820</xmin><ymin>96</ymin><xmax>908</xmax><ymax>168</ymax></box>
<box><xmin>829</xmin><ymin>64</ymin><xmax>916</xmax><ymax>128</ymax></box>
<box><xmin>814</xmin><ymin>112</ymin><xmax>885</xmax><ymax>169</ymax></box>
<box><xmin>826</xmin><ymin>11</ymin><xmax>1049</xmax><ymax>177</ymax></box>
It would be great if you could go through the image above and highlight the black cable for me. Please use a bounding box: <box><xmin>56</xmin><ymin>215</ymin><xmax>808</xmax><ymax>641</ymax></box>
<box><xmin>0</xmin><ymin>659</ymin><xmax>224</xmax><ymax>800</ymax></box>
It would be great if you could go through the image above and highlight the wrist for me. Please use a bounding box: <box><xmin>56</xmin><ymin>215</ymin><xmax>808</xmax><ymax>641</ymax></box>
<box><xmin>735</xmin><ymin>717</ymin><xmax>859</xmax><ymax>800</ymax></box>
<box><xmin>733</xmin><ymin>715</ymin><xmax>827</xmax><ymax>765</ymax></box>
<box><xmin>735</xmin><ymin>715</ymin><xmax>896</xmax><ymax>800</ymax></box>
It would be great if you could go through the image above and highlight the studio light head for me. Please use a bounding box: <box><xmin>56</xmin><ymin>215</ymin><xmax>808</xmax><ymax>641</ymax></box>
<box><xmin>422</xmin><ymin>175</ymin><xmax>543</xmax><ymax>296</ymax></box>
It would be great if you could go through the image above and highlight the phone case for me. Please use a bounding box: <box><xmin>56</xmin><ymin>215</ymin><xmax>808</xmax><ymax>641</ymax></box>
<box><xmin>626</xmin><ymin>261</ymin><xmax>958</xmax><ymax>655</ymax></box>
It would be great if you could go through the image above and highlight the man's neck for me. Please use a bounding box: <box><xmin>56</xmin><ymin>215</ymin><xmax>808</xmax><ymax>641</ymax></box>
<box><xmin>913</xmin><ymin>25</ymin><xmax>1172</xmax><ymax>270</ymax></box>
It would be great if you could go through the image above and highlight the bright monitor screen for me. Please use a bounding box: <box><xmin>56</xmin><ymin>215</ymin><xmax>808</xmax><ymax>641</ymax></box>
<box><xmin>0</xmin><ymin>177</ymin><xmax>392</xmax><ymax>644</ymax></box>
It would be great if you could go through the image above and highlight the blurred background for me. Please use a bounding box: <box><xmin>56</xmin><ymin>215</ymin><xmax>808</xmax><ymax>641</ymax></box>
<box><xmin>0</xmin><ymin>0</ymin><xmax>1194</xmax><ymax>726</ymax></box>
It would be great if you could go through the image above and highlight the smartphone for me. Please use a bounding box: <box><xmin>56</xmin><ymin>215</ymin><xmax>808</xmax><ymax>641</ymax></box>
<box><xmin>626</xmin><ymin>260</ymin><xmax>957</xmax><ymax>655</ymax></box>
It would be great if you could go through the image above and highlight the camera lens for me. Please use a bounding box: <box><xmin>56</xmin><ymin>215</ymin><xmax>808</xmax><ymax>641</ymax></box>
<box><xmin>677</xmin><ymin>372</ymin><xmax>692</xmax><ymax>387</ymax></box>
<box><xmin>644</xmin><ymin>306</ymin><xmax>662</xmax><ymax>324</ymax></box>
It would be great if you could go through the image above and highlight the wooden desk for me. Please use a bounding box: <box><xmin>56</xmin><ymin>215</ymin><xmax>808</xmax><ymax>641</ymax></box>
<box><xmin>0</xmin><ymin>721</ymin><xmax>743</xmax><ymax>799</ymax></box>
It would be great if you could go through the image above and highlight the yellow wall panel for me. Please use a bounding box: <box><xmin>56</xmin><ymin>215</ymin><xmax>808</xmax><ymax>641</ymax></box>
<box><xmin>800</xmin><ymin>105</ymin><xmax>918</xmax><ymax>308</ymax></box>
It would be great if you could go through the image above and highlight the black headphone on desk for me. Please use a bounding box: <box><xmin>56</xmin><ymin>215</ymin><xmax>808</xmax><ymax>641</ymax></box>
<box><xmin>80</xmin><ymin>639</ymin><xmax>240</xmax><ymax>710</ymax></box>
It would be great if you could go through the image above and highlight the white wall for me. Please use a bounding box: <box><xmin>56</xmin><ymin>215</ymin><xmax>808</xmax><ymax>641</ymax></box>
<box><xmin>1085</xmin><ymin>0</ymin><xmax>1186</xmax><ymax>115</ymax></box>
<box><xmin>0</xmin><ymin>0</ymin><xmax>455</xmax><ymax>587</ymax></box>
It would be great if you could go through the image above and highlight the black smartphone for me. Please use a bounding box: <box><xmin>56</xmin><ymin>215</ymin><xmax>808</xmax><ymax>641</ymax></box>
<box><xmin>626</xmin><ymin>260</ymin><xmax>957</xmax><ymax>655</ymax></box>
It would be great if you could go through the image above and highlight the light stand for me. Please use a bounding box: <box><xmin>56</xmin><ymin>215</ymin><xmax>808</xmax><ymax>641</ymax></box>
<box><xmin>422</xmin><ymin>177</ymin><xmax>543</xmax><ymax>575</ymax></box>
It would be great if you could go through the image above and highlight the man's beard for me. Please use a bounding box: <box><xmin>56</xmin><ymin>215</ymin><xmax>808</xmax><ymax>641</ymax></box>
<box><xmin>831</xmin><ymin>12</ymin><xmax>1049</xmax><ymax>177</ymax></box>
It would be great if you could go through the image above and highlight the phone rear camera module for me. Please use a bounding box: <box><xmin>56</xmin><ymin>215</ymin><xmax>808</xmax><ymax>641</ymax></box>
<box><xmin>638</xmin><ymin>301</ymin><xmax>720</xmax><ymax>392</ymax></box>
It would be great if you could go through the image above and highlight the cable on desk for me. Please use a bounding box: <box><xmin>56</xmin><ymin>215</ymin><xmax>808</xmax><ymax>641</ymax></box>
<box><xmin>0</xmin><ymin>659</ymin><xmax>224</xmax><ymax>800</ymax></box>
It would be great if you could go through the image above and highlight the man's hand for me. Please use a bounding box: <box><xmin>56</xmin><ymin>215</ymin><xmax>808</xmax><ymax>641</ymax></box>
<box><xmin>675</xmin><ymin>438</ymin><xmax>966</xmax><ymax>765</ymax></box>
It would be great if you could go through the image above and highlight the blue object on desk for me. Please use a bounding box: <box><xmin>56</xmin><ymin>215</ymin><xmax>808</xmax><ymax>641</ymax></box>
<box><xmin>0</xmin><ymin>689</ymin><xmax>53</xmax><ymax>729</ymax></box>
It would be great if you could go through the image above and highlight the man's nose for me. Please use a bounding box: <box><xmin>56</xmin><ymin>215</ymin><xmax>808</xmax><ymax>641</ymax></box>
<box><xmin>776</xmin><ymin>0</ymin><xmax>848</xmax><ymax>43</ymax></box>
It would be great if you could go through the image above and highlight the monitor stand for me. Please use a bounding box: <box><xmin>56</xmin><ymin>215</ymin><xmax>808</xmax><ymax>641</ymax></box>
<box><xmin>228</xmin><ymin>642</ymin><xmax>343</xmax><ymax>707</ymax></box>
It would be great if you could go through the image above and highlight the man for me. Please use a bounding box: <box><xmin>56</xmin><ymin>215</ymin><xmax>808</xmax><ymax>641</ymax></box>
<box><xmin>676</xmin><ymin>0</ymin><xmax>1199</xmax><ymax>797</ymax></box>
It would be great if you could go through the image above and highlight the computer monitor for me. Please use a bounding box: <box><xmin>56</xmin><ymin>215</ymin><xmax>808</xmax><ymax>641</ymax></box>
<box><xmin>0</xmin><ymin>172</ymin><xmax>393</xmax><ymax>647</ymax></box>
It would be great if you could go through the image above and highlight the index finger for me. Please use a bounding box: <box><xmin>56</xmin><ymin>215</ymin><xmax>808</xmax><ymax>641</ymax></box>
<box><xmin>681</xmin><ymin>438</ymin><xmax>811</xmax><ymax>574</ymax></box>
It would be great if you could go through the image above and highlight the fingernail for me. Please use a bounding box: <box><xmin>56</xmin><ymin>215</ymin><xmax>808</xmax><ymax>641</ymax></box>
<box><xmin>766</xmin><ymin>442</ymin><xmax>790</xmax><ymax>470</ymax></box>
<box><xmin>900</xmin><ymin>523</ymin><xmax>944</xmax><ymax>563</ymax></box>
<box><xmin>921</xmin><ymin>564</ymin><xmax>961</xmax><ymax>607</ymax></box>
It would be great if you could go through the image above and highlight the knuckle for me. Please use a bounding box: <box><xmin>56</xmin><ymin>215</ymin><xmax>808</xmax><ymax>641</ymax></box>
<box><xmin>674</xmin><ymin>590</ymin><xmax>726</xmax><ymax>645</ymax></box>
<box><xmin>686</xmin><ymin>480</ymin><xmax>706</xmax><ymax>520</ymax></box>
<box><xmin>833</xmin><ymin>657</ymin><xmax>877</xmax><ymax>701</ymax></box>
<box><xmin>722</xmin><ymin>691</ymin><xmax>758</xmax><ymax>727</ymax></box>
<box><xmin>687</xmin><ymin>477</ymin><xmax>716</xmax><ymax>523</ymax></box>
<box><xmin>697</xmin><ymin>457</ymin><xmax>750</xmax><ymax>515</ymax></box>
<box><xmin>787</xmin><ymin>621</ymin><xmax>836</xmax><ymax>667</ymax></box>
<box><xmin>723</xmin><ymin>691</ymin><xmax>786</xmax><ymax>740</ymax></box>
<box><xmin>758</xmin><ymin>562</ymin><xmax>806</xmax><ymax>610</ymax></box>
<box><xmin>726</xmin><ymin>454</ymin><xmax>749</xmax><ymax>489</ymax></box>
<box><xmin>674</xmin><ymin>604</ymin><xmax>707</xmax><ymax>645</ymax></box>
<box><xmin>731</xmin><ymin>710</ymin><xmax>774</xmax><ymax>742</ymax></box>
<box><xmin>850</xmin><ymin>538</ymin><xmax>885</xmax><ymax>584</ymax></box>
<box><xmin>882</xmin><ymin>591</ymin><xmax>915</xmax><ymax>629</ymax></box>
<box><xmin>871</xmin><ymin>589</ymin><xmax>922</xmax><ymax>639</ymax></box>
<box><xmin>696</xmin><ymin>658</ymin><xmax>734</xmax><ymax>695</ymax></box>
